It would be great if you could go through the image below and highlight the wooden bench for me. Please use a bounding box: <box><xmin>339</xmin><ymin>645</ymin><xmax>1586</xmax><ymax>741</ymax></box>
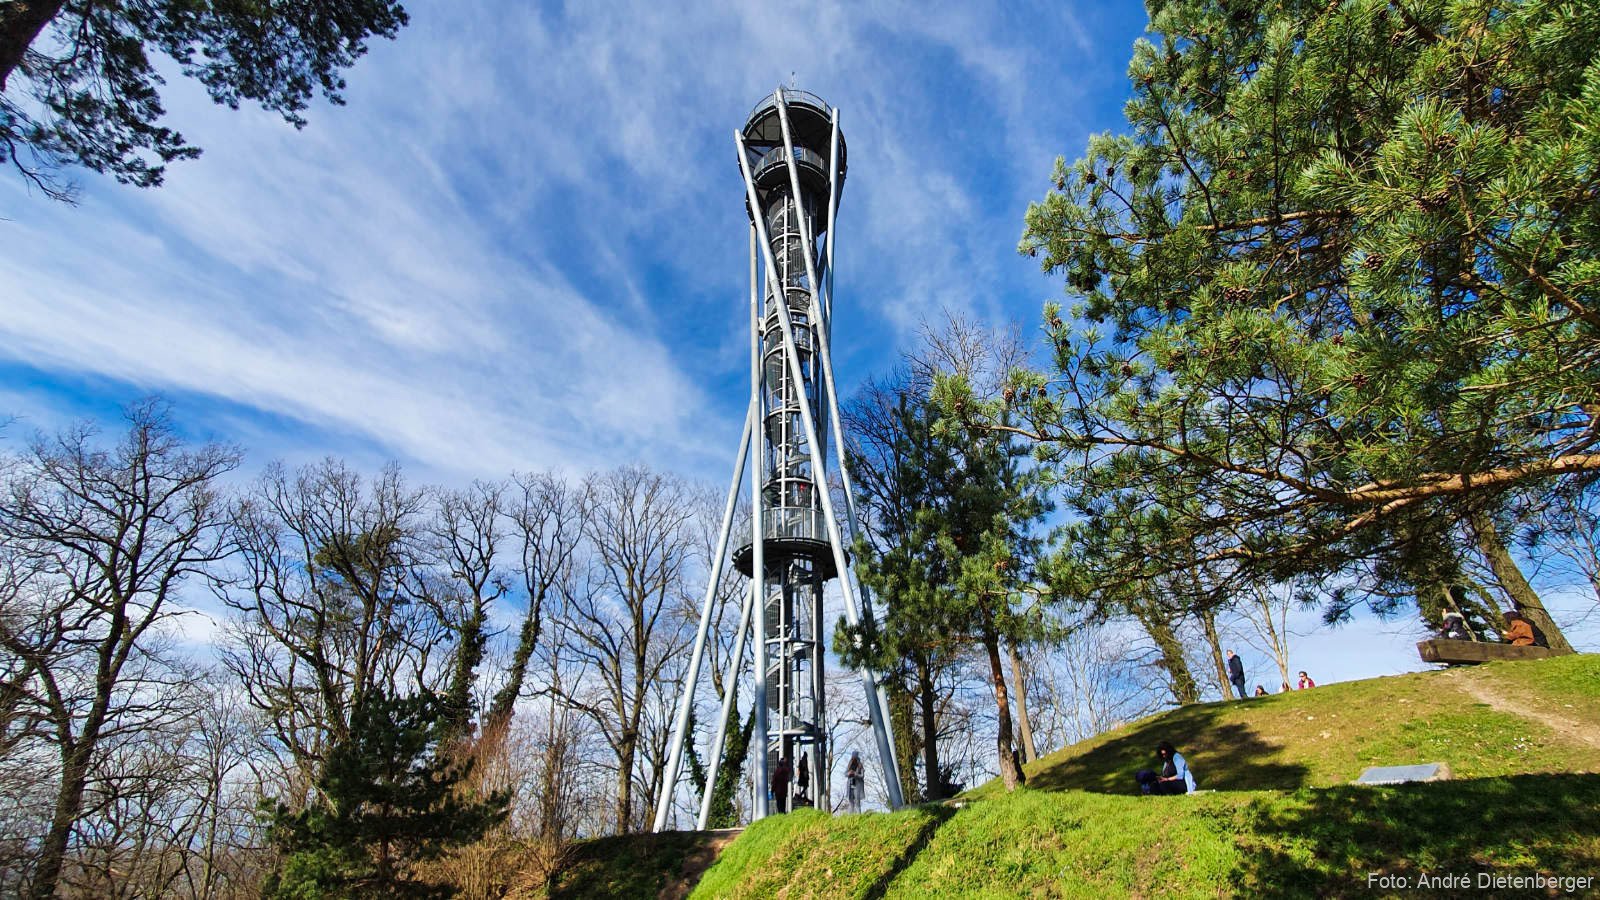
<box><xmin>1417</xmin><ymin>638</ymin><xmax>1566</xmax><ymax>665</ymax></box>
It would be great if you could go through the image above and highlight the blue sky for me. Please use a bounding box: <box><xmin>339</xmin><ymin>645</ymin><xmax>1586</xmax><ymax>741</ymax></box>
<box><xmin>3</xmin><ymin>0</ymin><xmax>1146</xmax><ymax>481</ymax></box>
<box><xmin>1</xmin><ymin>1</ymin><xmax>1593</xmax><ymax>687</ymax></box>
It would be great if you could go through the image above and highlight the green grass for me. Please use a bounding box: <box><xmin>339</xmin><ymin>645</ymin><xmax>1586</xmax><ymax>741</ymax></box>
<box><xmin>688</xmin><ymin>776</ymin><xmax>1600</xmax><ymax>898</ymax></box>
<box><xmin>550</xmin><ymin>830</ymin><xmax>710</xmax><ymax>899</ymax></box>
<box><xmin>972</xmin><ymin>653</ymin><xmax>1600</xmax><ymax>796</ymax></box>
<box><xmin>550</xmin><ymin>655</ymin><xmax>1600</xmax><ymax>898</ymax></box>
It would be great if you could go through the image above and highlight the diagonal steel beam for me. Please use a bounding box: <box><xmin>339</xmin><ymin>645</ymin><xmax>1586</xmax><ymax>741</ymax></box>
<box><xmin>651</xmin><ymin>400</ymin><xmax>753</xmax><ymax>833</ymax></box>
<box><xmin>738</xmin><ymin>120</ymin><xmax>905</xmax><ymax>810</ymax></box>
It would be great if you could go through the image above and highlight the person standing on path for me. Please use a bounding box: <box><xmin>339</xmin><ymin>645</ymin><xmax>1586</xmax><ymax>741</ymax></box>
<box><xmin>846</xmin><ymin>751</ymin><xmax>865</xmax><ymax>814</ymax></box>
<box><xmin>1226</xmin><ymin>650</ymin><xmax>1247</xmax><ymax>699</ymax></box>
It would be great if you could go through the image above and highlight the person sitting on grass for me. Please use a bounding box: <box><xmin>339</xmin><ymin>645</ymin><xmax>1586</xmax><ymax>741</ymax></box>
<box><xmin>1253</xmin><ymin>685</ymin><xmax>1268</xmax><ymax>697</ymax></box>
<box><xmin>1297</xmin><ymin>671</ymin><xmax>1315</xmax><ymax>690</ymax></box>
<box><xmin>1501</xmin><ymin>610</ymin><xmax>1536</xmax><ymax>647</ymax></box>
<box><xmin>1135</xmin><ymin>741</ymin><xmax>1197</xmax><ymax>795</ymax></box>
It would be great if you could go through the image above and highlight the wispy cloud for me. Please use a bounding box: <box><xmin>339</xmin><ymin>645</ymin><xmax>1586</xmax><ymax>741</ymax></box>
<box><xmin>0</xmin><ymin>0</ymin><xmax>1139</xmax><ymax>484</ymax></box>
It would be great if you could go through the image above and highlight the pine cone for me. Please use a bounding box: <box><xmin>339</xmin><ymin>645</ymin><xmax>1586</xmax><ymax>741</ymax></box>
<box><xmin>1362</xmin><ymin>253</ymin><xmax>1384</xmax><ymax>270</ymax></box>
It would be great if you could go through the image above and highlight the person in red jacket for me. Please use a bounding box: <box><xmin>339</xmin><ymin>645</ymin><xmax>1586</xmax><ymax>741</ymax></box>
<box><xmin>1297</xmin><ymin>671</ymin><xmax>1315</xmax><ymax>690</ymax></box>
<box><xmin>1502</xmin><ymin>611</ymin><xmax>1536</xmax><ymax>646</ymax></box>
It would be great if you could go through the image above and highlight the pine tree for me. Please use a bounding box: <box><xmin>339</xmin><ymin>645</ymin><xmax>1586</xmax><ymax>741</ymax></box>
<box><xmin>1004</xmin><ymin>0</ymin><xmax>1598</xmax><ymax>640</ymax></box>
<box><xmin>844</xmin><ymin>372</ymin><xmax>1050</xmax><ymax>793</ymax></box>
<box><xmin>1</xmin><ymin>1</ymin><xmax>409</xmax><ymax>199</ymax></box>
<box><xmin>263</xmin><ymin>689</ymin><xmax>508</xmax><ymax>899</ymax></box>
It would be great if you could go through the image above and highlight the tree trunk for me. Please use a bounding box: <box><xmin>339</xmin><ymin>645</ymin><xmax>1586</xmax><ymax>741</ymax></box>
<box><xmin>1471</xmin><ymin>511</ymin><xmax>1574</xmax><ymax>653</ymax></box>
<box><xmin>445</xmin><ymin>606</ymin><xmax>486</xmax><ymax>739</ymax></box>
<box><xmin>30</xmin><ymin>745</ymin><xmax>91</xmax><ymax>900</ymax></box>
<box><xmin>707</xmin><ymin>705</ymin><xmax>753</xmax><ymax>829</ymax></box>
<box><xmin>980</xmin><ymin>629</ymin><xmax>1025</xmax><ymax>791</ymax></box>
<box><xmin>1005</xmin><ymin>637</ymin><xmax>1037</xmax><ymax>763</ymax></box>
<box><xmin>0</xmin><ymin>0</ymin><xmax>64</xmax><ymax>92</ymax></box>
<box><xmin>487</xmin><ymin>593</ymin><xmax>543</xmax><ymax>731</ymax></box>
<box><xmin>1197</xmin><ymin>607</ymin><xmax>1234</xmax><ymax>700</ymax></box>
<box><xmin>914</xmin><ymin>653</ymin><xmax>943</xmax><ymax>800</ymax></box>
<box><xmin>887</xmin><ymin>681</ymin><xmax>921</xmax><ymax>805</ymax></box>
<box><xmin>616</xmin><ymin>733</ymin><xmax>636</xmax><ymax>834</ymax></box>
<box><xmin>1136</xmin><ymin>607</ymin><xmax>1201</xmax><ymax>705</ymax></box>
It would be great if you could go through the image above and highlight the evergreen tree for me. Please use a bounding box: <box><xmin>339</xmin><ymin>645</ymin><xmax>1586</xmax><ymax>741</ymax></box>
<box><xmin>1001</xmin><ymin>0</ymin><xmax>1597</xmax><ymax>641</ymax></box>
<box><xmin>1</xmin><ymin>0</ymin><xmax>409</xmax><ymax>199</ymax></box>
<box><xmin>263</xmin><ymin>689</ymin><xmax>508</xmax><ymax>899</ymax></box>
<box><xmin>844</xmin><ymin>365</ymin><xmax>1050</xmax><ymax>793</ymax></box>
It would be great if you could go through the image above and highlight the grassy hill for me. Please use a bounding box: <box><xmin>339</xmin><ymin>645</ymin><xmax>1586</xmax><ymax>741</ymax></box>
<box><xmin>972</xmin><ymin>650</ymin><xmax>1600</xmax><ymax>796</ymax></box>
<box><xmin>556</xmin><ymin>655</ymin><xmax>1600</xmax><ymax>898</ymax></box>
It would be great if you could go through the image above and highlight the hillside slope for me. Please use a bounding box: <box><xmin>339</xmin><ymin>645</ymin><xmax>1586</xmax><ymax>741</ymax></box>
<box><xmin>684</xmin><ymin>654</ymin><xmax>1600</xmax><ymax>899</ymax></box>
<box><xmin>973</xmin><ymin>651</ymin><xmax>1600</xmax><ymax>796</ymax></box>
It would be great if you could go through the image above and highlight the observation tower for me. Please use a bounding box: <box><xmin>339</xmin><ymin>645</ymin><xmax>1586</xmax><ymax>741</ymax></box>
<box><xmin>653</xmin><ymin>89</ymin><xmax>903</xmax><ymax>831</ymax></box>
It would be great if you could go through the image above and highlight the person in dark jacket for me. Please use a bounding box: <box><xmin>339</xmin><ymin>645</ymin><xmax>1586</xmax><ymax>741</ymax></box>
<box><xmin>772</xmin><ymin>755</ymin><xmax>792</xmax><ymax>814</ymax></box>
<box><xmin>1135</xmin><ymin>741</ymin><xmax>1198</xmax><ymax>795</ymax></box>
<box><xmin>1226</xmin><ymin>650</ymin><xmax>1246</xmax><ymax>699</ymax></box>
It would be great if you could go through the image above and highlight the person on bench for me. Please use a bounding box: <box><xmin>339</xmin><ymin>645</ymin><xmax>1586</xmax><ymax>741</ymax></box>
<box><xmin>1501</xmin><ymin>610</ymin><xmax>1536</xmax><ymax>647</ymax></box>
<box><xmin>1136</xmin><ymin>741</ymin><xmax>1197</xmax><ymax>795</ymax></box>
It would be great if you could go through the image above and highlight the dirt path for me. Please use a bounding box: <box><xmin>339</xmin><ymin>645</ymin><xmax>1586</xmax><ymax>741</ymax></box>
<box><xmin>658</xmin><ymin>828</ymin><xmax>743</xmax><ymax>900</ymax></box>
<box><xmin>1448</xmin><ymin>670</ymin><xmax>1600</xmax><ymax>753</ymax></box>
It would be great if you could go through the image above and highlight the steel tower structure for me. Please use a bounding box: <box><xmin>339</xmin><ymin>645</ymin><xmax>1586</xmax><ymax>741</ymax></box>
<box><xmin>652</xmin><ymin>89</ymin><xmax>903</xmax><ymax>832</ymax></box>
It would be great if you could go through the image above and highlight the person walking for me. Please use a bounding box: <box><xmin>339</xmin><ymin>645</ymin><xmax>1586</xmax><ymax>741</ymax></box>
<box><xmin>796</xmin><ymin>751</ymin><xmax>810</xmax><ymax>805</ymax></box>
<box><xmin>845</xmin><ymin>751</ymin><xmax>865</xmax><ymax>814</ymax></box>
<box><xmin>1226</xmin><ymin>650</ymin><xmax>1247</xmax><ymax>699</ymax></box>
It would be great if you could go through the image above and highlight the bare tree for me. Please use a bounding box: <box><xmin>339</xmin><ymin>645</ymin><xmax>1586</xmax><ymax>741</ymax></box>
<box><xmin>551</xmin><ymin>466</ymin><xmax>698</xmax><ymax>834</ymax></box>
<box><xmin>220</xmin><ymin>459</ymin><xmax>445</xmax><ymax>795</ymax></box>
<box><xmin>1522</xmin><ymin>481</ymin><xmax>1600</xmax><ymax>611</ymax></box>
<box><xmin>485</xmin><ymin>471</ymin><xmax>581</xmax><ymax>734</ymax></box>
<box><xmin>431</xmin><ymin>480</ymin><xmax>509</xmax><ymax>737</ymax></box>
<box><xmin>1236</xmin><ymin>582</ymin><xmax>1296</xmax><ymax>692</ymax></box>
<box><xmin>0</xmin><ymin>403</ymin><xmax>239</xmax><ymax>900</ymax></box>
<box><xmin>1028</xmin><ymin>624</ymin><xmax>1165</xmax><ymax>749</ymax></box>
<box><xmin>62</xmin><ymin>679</ymin><xmax>210</xmax><ymax>900</ymax></box>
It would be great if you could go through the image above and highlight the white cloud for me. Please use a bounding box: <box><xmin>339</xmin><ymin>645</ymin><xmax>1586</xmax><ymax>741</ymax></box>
<box><xmin>1</xmin><ymin>0</ymin><xmax>1111</xmax><ymax>484</ymax></box>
